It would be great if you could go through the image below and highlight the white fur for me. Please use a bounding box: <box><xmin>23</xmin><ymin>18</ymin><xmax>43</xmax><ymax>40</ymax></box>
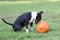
<box><xmin>26</xmin><ymin>29</ymin><xmax>29</xmax><ymax>33</ymax></box>
<box><xmin>30</xmin><ymin>27</ymin><xmax>33</xmax><ymax>31</ymax></box>
<box><xmin>29</xmin><ymin>11</ymin><xmax>37</xmax><ymax>23</ymax></box>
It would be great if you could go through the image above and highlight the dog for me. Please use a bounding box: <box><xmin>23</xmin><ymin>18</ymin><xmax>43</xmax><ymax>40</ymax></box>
<box><xmin>2</xmin><ymin>11</ymin><xmax>43</xmax><ymax>33</ymax></box>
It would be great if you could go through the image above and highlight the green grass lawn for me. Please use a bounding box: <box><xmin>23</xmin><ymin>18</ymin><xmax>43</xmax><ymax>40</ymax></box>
<box><xmin>0</xmin><ymin>1</ymin><xmax>60</xmax><ymax>40</ymax></box>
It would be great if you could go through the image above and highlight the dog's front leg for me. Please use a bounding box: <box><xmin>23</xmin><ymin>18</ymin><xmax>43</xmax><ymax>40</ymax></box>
<box><xmin>25</xmin><ymin>22</ymin><xmax>29</xmax><ymax>33</ymax></box>
<box><xmin>30</xmin><ymin>22</ymin><xmax>33</xmax><ymax>31</ymax></box>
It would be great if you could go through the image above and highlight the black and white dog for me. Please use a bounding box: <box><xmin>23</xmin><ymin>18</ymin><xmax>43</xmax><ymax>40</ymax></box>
<box><xmin>2</xmin><ymin>11</ymin><xmax>43</xmax><ymax>33</ymax></box>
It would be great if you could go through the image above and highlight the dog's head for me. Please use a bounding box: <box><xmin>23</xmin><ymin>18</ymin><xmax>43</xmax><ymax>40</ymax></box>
<box><xmin>35</xmin><ymin>11</ymin><xmax>43</xmax><ymax>24</ymax></box>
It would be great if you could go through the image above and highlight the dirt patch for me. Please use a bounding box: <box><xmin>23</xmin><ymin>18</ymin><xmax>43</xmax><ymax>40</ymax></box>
<box><xmin>0</xmin><ymin>15</ymin><xmax>18</xmax><ymax>21</ymax></box>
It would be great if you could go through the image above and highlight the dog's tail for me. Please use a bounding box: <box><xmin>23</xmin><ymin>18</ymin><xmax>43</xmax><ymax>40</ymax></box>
<box><xmin>2</xmin><ymin>18</ymin><xmax>13</xmax><ymax>26</ymax></box>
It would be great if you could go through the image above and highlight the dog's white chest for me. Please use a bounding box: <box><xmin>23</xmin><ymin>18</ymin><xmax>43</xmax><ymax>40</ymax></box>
<box><xmin>29</xmin><ymin>12</ymin><xmax>37</xmax><ymax>23</ymax></box>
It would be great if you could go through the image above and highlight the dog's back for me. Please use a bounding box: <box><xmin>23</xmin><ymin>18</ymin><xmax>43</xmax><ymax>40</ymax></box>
<box><xmin>14</xmin><ymin>12</ymin><xmax>31</xmax><ymax>26</ymax></box>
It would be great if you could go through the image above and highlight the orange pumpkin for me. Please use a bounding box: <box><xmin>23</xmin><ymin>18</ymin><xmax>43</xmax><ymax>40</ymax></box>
<box><xmin>36</xmin><ymin>21</ymin><xmax>50</xmax><ymax>33</ymax></box>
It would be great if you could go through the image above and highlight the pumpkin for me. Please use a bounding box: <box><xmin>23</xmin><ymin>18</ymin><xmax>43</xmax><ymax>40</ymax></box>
<box><xmin>36</xmin><ymin>21</ymin><xmax>50</xmax><ymax>33</ymax></box>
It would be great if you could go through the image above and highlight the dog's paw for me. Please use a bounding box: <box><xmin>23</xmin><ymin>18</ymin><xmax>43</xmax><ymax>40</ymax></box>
<box><xmin>26</xmin><ymin>29</ymin><xmax>29</xmax><ymax>33</ymax></box>
<box><xmin>30</xmin><ymin>27</ymin><xmax>33</xmax><ymax>32</ymax></box>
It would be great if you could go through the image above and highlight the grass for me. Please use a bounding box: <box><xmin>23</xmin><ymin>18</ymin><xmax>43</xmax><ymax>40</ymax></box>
<box><xmin>0</xmin><ymin>0</ymin><xmax>49</xmax><ymax>1</ymax></box>
<box><xmin>0</xmin><ymin>1</ymin><xmax>60</xmax><ymax>40</ymax></box>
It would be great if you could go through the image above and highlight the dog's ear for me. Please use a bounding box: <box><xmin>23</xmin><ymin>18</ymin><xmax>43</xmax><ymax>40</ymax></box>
<box><xmin>38</xmin><ymin>11</ymin><xmax>43</xmax><ymax>14</ymax></box>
